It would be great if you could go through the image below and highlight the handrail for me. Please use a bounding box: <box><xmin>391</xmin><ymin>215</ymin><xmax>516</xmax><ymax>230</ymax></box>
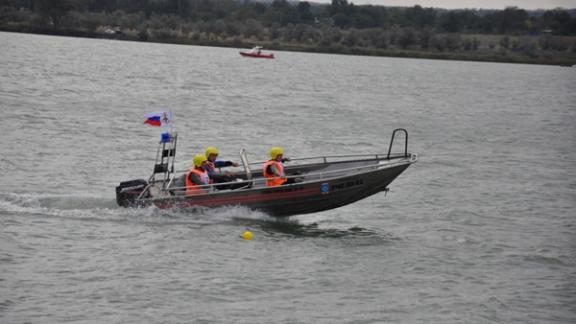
<box><xmin>141</xmin><ymin>128</ymin><xmax>414</xmax><ymax>201</ymax></box>
<box><xmin>143</xmin><ymin>154</ymin><xmax>415</xmax><ymax>200</ymax></box>
<box><xmin>387</xmin><ymin>128</ymin><xmax>408</xmax><ymax>159</ymax></box>
<box><xmin>171</xmin><ymin>152</ymin><xmax>409</xmax><ymax>174</ymax></box>
<box><xmin>248</xmin><ymin>153</ymin><xmax>403</xmax><ymax>166</ymax></box>
<box><xmin>240</xmin><ymin>148</ymin><xmax>252</xmax><ymax>180</ymax></box>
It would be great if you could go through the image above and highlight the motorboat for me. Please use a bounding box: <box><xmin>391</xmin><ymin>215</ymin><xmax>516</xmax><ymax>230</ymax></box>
<box><xmin>239</xmin><ymin>46</ymin><xmax>275</xmax><ymax>59</ymax></box>
<box><xmin>115</xmin><ymin>129</ymin><xmax>417</xmax><ymax>217</ymax></box>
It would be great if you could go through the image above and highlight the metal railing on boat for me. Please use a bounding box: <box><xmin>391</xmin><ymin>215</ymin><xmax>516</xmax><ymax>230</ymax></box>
<box><xmin>172</xmin><ymin>152</ymin><xmax>411</xmax><ymax>175</ymax></box>
<box><xmin>140</xmin><ymin>153</ymin><xmax>417</xmax><ymax>201</ymax></box>
<box><xmin>171</xmin><ymin>128</ymin><xmax>411</xmax><ymax>174</ymax></box>
<box><xmin>138</xmin><ymin>128</ymin><xmax>415</xmax><ymax>200</ymax></box>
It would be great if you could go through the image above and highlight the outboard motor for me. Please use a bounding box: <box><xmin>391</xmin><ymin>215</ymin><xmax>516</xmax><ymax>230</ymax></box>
<box><xmin>115</xmin><ymin>179</ymin><xmax>148</xmax><ymax>207</ymax></box>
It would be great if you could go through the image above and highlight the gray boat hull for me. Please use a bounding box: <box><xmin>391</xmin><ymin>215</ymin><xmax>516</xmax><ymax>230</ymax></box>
<box><xmin>139</xmin><ymin>159</ymin><xmax>413</xmax><ymax>217</ymax></box>
<box><xmin>116</xmin><ymin>128</ymin><xmax>417</xmax><ymax>217</ymax></box>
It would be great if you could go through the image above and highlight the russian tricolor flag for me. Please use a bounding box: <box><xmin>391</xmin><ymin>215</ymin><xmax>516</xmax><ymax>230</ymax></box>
<box><xmin>144</xmin><ymin>111</ymin><xmax>172</xmax><ymax>127</ymax></box>
<box><xmin>144</xmin><ymin>115</ymin><xmax>162</xmax><ymax>127</ymax></box>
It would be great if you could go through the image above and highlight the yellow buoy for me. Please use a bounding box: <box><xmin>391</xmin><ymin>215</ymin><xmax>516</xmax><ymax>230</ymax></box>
<box><xmin>242</xmin><ymin>230</ymin><xmax>254</xmax><ymax>241</ymax></box>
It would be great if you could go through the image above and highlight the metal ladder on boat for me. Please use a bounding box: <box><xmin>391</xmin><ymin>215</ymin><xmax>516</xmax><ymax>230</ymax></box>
<box><xmin>149</xmin><ymin>132</ymin><xmax>178</xmax><ymax>189</ymax></box>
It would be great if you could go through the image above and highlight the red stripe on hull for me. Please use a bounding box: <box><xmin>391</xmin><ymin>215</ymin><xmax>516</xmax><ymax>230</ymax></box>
<box><xmin>155</xmin><ymin>186</ymin><xmax>320</xmax><ymax>209</ymax></box>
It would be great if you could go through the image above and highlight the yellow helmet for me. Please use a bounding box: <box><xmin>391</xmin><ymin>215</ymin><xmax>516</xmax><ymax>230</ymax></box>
<box><xmin>205</xmin><ymin>146</ymin><xmax>219</xmax><ymax>157</ymax></box>
<box><xmin>193</xmin><ymin>154</ymin><xmax>208</xmax><ymax>168</ymax></box>
<box><xmin>269</xmin><ymin>147</ymin><xmax>284</xmax><ymax>159</ymax></box>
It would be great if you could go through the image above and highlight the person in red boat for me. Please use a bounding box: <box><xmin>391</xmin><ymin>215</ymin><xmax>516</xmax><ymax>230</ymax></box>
<box><xmin>186</xmin><ymin>154</ymin><xmax>211</xmax><ymax>195</ymax></box>
<box><xmin>263</xmin><ymin>147</ymin><xmax>294</xmax><ymax>187</ymax></box>
<box><xmin>204</xmin><ymin>146</ymin><xmax>239</xmax><ymax>186</ymax></box>
<box><xmin>204</xmin><ymin>147</ymin><xmax>238</xmax><ymax>176</ymax></box>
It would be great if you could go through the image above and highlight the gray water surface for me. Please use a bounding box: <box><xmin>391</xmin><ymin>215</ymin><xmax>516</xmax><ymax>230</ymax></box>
<box><xmin>1</xmin><ymin>31</ymin><xmax>575</xmax><ymax>323</ymax></box>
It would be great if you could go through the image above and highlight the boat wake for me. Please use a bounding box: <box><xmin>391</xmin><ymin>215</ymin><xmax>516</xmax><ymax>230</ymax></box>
<box><xmin>0</xmin><ymin>192</ymin><xmax>117</xmax><ymax>210</ymax></box>
<box><xmin>0</xmin><ymin>193</ymin><xmax>395</xmax><ymax>243</ymax></box>
<box><xmin>0</xmin><ymin>192</ymin><xmax>277</xmax><ymax>225</ymax></box>
<box><xmin>0</xmin><ymin>192</ymin><xmax>125</xmax><ymax>220</ymax></box>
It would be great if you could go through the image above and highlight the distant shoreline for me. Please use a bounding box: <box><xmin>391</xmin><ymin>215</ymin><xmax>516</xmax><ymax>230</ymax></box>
<box><xmin>2</xmin><ymin>27</ymin><xmax>575</xmax><ymax>67</ymax></box>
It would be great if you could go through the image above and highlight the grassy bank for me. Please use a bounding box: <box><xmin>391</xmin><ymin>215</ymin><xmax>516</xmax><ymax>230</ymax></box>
<box><xmin>2</xmin><ymin>23</ymin><xmax>575</xmax><ymax>67</ymax></box>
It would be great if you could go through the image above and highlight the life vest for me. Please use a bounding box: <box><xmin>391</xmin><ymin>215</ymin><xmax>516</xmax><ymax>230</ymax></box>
<box><xmin>263</xmin><ymin>160</ymin><xmax>287</xmax><ymax>187</ymax></box>
<box><xmin>185</xmin><ymin>168</ymin><xmax>210</xmax><ymax>195</ymax></box>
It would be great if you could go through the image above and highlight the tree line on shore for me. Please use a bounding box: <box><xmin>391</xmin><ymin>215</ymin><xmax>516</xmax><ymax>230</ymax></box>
<box><xmin>1</xmin><ymin>0</ymin><xmax>576</xmax><ymax>64</ymax></box>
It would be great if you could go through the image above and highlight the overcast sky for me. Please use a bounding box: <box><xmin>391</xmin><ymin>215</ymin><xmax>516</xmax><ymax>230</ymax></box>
<box><xmin>316</xmin><ymin>0</ymin><xmax>576</xmax><ymax>10</ymax></box>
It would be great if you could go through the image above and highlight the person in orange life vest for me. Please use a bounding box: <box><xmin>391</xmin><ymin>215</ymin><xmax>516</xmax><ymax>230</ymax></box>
<box><xmin>204</xmin><ymin>146</ymin><xmax>239</xmax><ymax>184</ymax></box>
<box><xmin>186</xmin><ymin>154</ymin><xmax>211</xmax><ymax>195</ymax></box>
<box><xmin>263</xmin><ymin>147</ymin><xmax>294</xmax><ymax>187</ymax></box>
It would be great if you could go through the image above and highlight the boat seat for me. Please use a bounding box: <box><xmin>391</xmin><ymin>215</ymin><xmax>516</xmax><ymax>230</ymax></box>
<box><xmin>168</xmin><ymin>174</ymin><xmax>187</xmax><ymax>195</ymax></box>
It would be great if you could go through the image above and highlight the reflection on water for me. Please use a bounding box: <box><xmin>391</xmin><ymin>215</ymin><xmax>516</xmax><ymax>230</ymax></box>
<box><xmin>234</xmin><ymin>216</ymin><xmax>397</xmax><ymax>240</ymax></box>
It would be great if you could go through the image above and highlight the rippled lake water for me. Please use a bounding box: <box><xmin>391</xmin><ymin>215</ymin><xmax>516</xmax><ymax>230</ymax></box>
<box><xmin>1</xmin><ymin>31</ymin><xmax>575</xmax><ymax>323</ymax></box>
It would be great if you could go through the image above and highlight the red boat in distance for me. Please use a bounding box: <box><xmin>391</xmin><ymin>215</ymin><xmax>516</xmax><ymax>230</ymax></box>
<box><xmin>239</xmin><ymin>46</ymin><xmax>275</xmax><ymax>59</ymax></box>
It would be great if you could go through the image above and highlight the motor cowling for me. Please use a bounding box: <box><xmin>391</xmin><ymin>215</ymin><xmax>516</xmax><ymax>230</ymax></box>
<box><xmin>115</xmin><ymin>179</ymin><xmax>148</xmax><ymax>207</ymax></box>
